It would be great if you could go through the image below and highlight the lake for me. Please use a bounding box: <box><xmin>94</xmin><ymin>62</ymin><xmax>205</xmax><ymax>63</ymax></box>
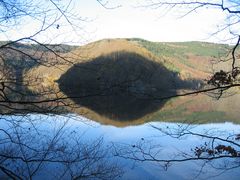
<box><xmin>1</xmin><ymin>17</ymin><xmax>240</xmax><ymax>180</ymax></box>
<box><xmin>0</xmin><ymin>113</ymin><xmax>239</xmax><ymax>180</ymax></box>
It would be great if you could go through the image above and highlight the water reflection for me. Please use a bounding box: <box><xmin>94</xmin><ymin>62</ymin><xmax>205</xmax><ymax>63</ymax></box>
<box><xmin>0</xmin><ymin>114</ymin><xmax>239</xmax><ymax>180</ymax></box>
<box><xmin>0</xmin><ymin>114</ymin><xmax>122</xmax><ymax>179</ymax></box>
<box><xmin>58</xmin><ymin>51</ymin><xmax>201</xmax><ymax>121</ymax></box>
<box><xmin>115</xmin><ymin>122</ymin><xmax>240</xmax><ymax>179</ymax></box>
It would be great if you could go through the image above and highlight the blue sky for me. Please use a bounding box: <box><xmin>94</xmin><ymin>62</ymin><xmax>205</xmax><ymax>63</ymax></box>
<box><xmin>0</xmin><ymin>0</ymin><xmax>231</xmax><ymax>45</ymax></box>
<box><xmin>80</xmin><ymin>0</ymin><xmax>227</xmax><ymax>43</ymax></box>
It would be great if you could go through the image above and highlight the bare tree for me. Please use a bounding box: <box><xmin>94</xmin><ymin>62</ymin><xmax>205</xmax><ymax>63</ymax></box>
<box><xmin>109</xmin><ymin>1</ymin><xmax>240</xmax><ymax>178</ymax></box>
<box><xmin>113</xmin><ymin>123</ymin><xmax>240</xmax><ymax>179</ymax></box>
<box><xmin>0</xmin><ymin>1</ymin><xmax>124</xmax><ymax>179</ymax></box>
<box><xmin>133</xmin><ymin>0</ymin><xmax>240</xmax><ymax>99</ymax></box>
<box><xmin>0</xmin><ymin>0</ymin><xmax>83</xmax><ymax>113</ymax></box>
<box><xmin>0</xmin><ymin>115</ymin><xmax>122</xmax><ymax>179</ymax></box>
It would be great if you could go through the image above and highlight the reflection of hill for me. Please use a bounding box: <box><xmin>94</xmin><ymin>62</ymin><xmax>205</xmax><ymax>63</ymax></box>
<box><xmin>58</xmin><ymin>51</ymin><xmax>201</xmax><ymax>121</ymax></box>
<box><xmin>1</xmin><ymin>39</ymin><xmax>240</xmax><ymax>126</ymax></box>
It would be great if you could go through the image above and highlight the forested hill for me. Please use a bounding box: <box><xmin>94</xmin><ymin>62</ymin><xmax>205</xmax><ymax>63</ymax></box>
<box><xmin>1</xmin><ymin>38</ymin><xmax>239</xmax><ymax>125</ymax></box>
<box><xmin>128</xmin><ymin>38</ymin><xmax>232</xmax><ymax>73</ymax></box>
<box><xmin>0</xmin><ymin>38</ymin><xmax>231</xmax><ymax>74</ymax></box>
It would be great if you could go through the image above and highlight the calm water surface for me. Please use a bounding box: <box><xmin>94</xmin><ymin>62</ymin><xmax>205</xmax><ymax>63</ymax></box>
<box><xmin>0</xmin><ymin>114</ymin><xmax>239</xmax><ymax>180</ymax></box>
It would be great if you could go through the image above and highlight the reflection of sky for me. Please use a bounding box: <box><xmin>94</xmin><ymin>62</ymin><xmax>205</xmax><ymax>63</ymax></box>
<box><xmin>2</xmin><ymin>114</ymin><xmax>240</xmax><ymax>180</ymax></box>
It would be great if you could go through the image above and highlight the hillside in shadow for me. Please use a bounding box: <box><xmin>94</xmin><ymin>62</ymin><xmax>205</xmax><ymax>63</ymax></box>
<box><xmin>0</xmin><ymin>42</ymin><xmax>76</xmax><ymax>114</ymax></box>
<box><xmin>58</xmin><ymin>51</ymin><xmax>202</xmax><ymax>121</ymax></box>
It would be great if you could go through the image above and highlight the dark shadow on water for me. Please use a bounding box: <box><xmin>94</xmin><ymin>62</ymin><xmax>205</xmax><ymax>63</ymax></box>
<box><xmin>58</xmin><ymin>51</ymin><xmax>202</xmax><ymax>121</ymax></box>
